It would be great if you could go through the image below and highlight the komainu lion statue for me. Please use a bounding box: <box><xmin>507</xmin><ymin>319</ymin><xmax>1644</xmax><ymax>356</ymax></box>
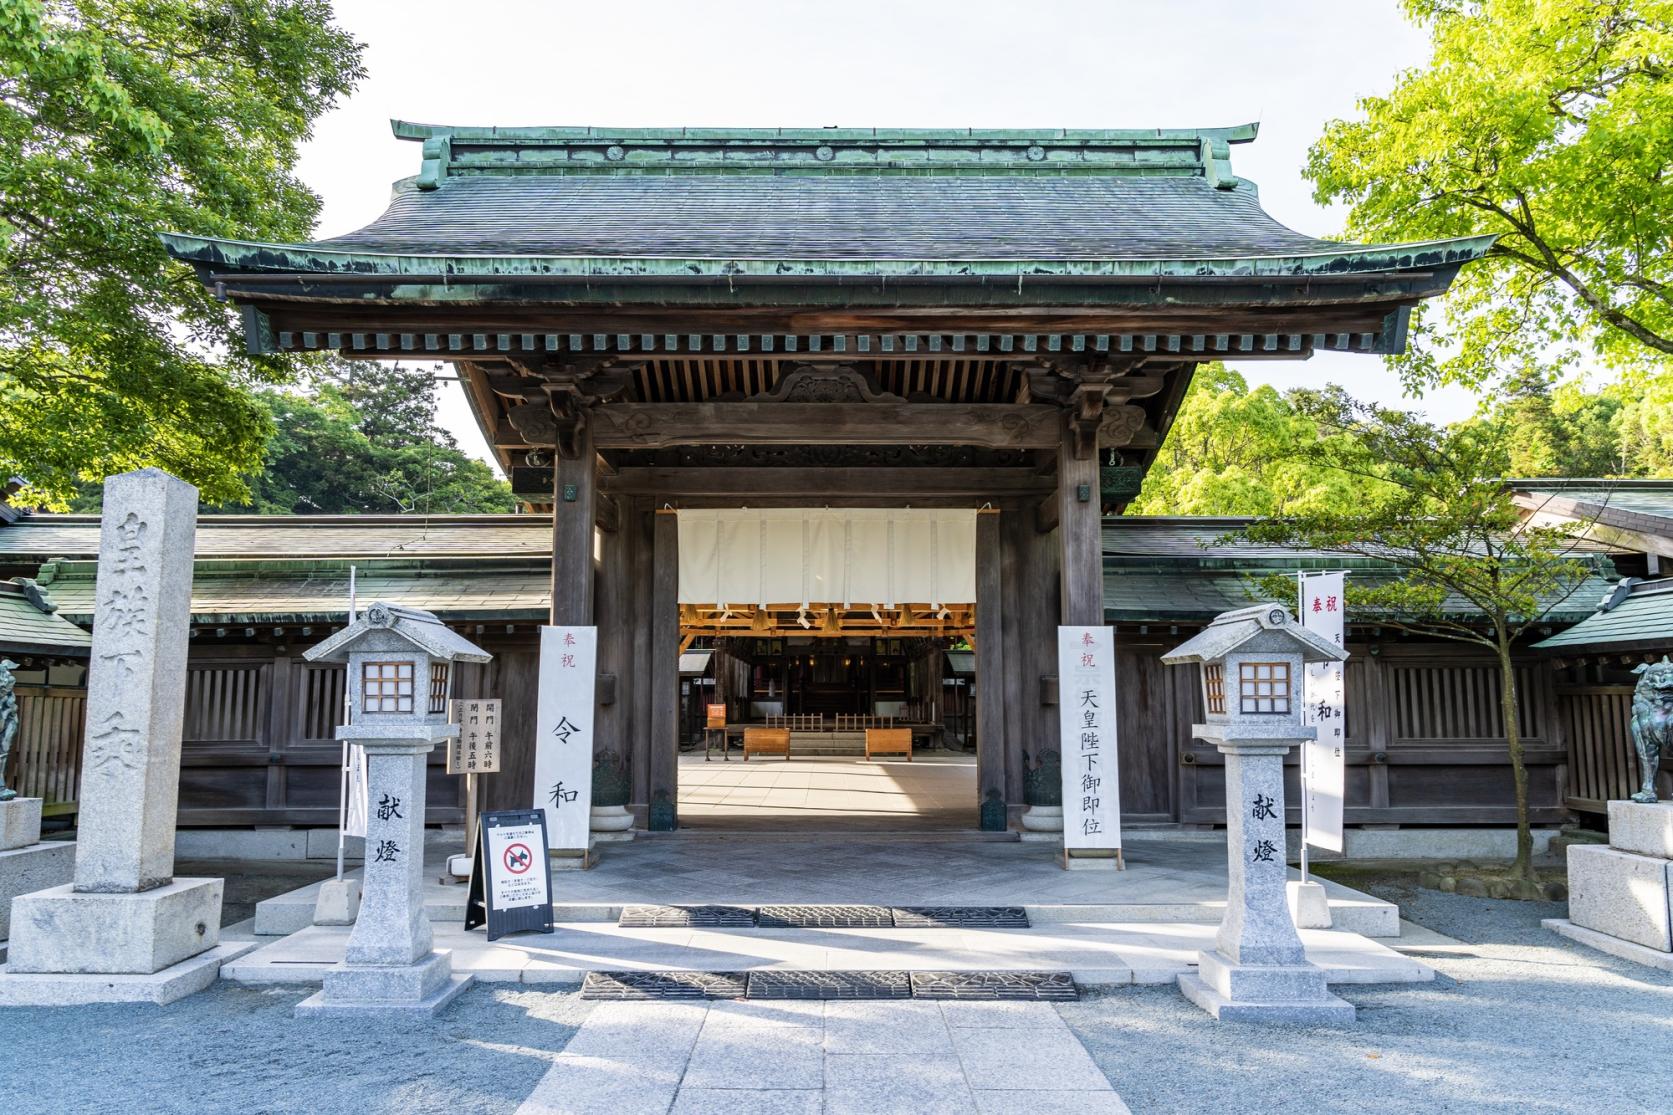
<box><xmin>1631</xmin><ymin>656</ymin><xmax>1673</xmax><ymax>803</ymax></box>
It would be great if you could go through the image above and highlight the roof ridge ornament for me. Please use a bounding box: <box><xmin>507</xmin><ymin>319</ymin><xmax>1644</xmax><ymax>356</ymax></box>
<box><xmin>417</xmin><ymin>135</ymin><xmax>450</xmax><ymax>191</ymax></box>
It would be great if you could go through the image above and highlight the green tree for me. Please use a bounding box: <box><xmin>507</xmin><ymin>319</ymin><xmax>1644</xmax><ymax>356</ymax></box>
<box><xmin>1306</xmin><ymin>0</ymin><xmax>1673</xmax><ymax>385</ymax></box>
<box><xmin>224</xmin><ymin>367</ymin><xmax>515</xmax><ymax>515</ymax></box>
<box><xmin>1130</xmin><ymin>364</ymin><xmax>1379</xmax><ymax>515</ymax></box>
<box><xmin>1468</xmin><ymin>365</ymin><xmax>1629</xmax><ymax>477</ymax></box>
<box><xmin>1245</xmin><ymin>393</ymin><xmax>1600</xmax><ymax>885</ymax></box>
<box><xmin>0</xmin><ymin>0</ymin><xmax>364</xmax><ymax>507</ymax></box>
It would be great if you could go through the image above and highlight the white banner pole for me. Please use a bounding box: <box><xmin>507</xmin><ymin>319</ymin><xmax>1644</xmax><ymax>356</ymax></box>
<box><xmin>1300</xmin><ymin>571</ymin><xmax>1348</xmax><ymax>858</ymax></box>
<box><xmin>1297</xmin><ymin>573</ymin><xmax>1309</xmax><ymax>883</ymax></box>
<box><xmin>335</xmin><ymin>565</ymin><xmax>358</xmax><ymax>883</ymax></box>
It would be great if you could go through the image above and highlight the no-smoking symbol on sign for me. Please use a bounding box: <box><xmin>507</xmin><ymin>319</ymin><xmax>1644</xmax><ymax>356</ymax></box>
<box><xmin>502</xmin><ymin>842</ymin><xmax>533</xmax><ymax>874</ymax></box>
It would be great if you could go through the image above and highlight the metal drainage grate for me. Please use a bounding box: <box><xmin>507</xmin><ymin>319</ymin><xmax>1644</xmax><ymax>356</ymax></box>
<box><xmin>618</xmin><ymin>905</ymin><xmax>757</xmax><ymax>928</ymax></box>
<box><xmin>909</xmin><ymin>970</ymin><xmax>1079</xmax><ymax>1001</ymax></box>
<box><xmin>756</xmin><ymin>905</ymin><xmax>894</xmax><ymax>929</ymax></box>
<box><xmin>580</xmin><ymin>971</ymin><xmax>748</xmax><ymax>1000</ymax></box>
<box><xmin>746</xmin><ymin>970</ymin><xmax>913</xmax><ymax>1000</ymax></box>
<box><xmin>891</xmin><ymin>906</ymin><xmax>1030</xmax><ymax>929</ymax></box>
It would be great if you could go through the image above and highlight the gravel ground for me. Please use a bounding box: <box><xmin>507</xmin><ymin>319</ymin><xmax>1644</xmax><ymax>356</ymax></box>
<box><xmin>0</xmin><ymin>983</ymin><xmax>591</xmax><ymax>1115</ymax></box>
<box><xmin>1061</xmin><ymin>879</ymin><xmax>1673</xmax><ymax>1115</ymax></box>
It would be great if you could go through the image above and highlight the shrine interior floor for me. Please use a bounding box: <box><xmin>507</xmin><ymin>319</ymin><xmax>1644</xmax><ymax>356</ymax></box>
<box><xmin>676</xmin><ymin>751</ymin><xmax>977</xmax><ymax>831</ymax></box>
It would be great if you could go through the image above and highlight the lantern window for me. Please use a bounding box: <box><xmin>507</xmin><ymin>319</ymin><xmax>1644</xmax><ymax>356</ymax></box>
<box><xmin>1203</xmin><ymin>664</ymin><xmax>1226</xmax><ymax>715</ymax></box>
<box><xmin>1238</xmin><ymin>661</ymin><xmax>1291</xmax><ymax>715</ymax></box>
<box><xmin>362</xmin><ymin>661</ymin><xmax>415</xmax><ymax>713</ymax></box>
<box><xmin>429</xmin><ymin>662</ymin><xmax>451</xmax><ymax>714</ymax></box>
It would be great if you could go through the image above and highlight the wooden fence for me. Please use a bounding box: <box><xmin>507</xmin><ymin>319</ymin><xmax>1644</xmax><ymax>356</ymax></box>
<box><xmin>11</xmin><ymin>684</ymin><xmax>86</xmax><ymax>814</ymax></box>
<box><xmin>1559</xmin><ymin>685</ymin><xmax>1643</xmax><ymax>813</ymax></box>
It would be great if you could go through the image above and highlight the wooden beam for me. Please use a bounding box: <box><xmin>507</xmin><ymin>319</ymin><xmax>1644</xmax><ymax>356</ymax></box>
<box><xmin>601</xmin><ymin>467</ymin><xmax>1055</xmax><ymax>499</ymax></box>
<box><xmin>587</xmin><ymin>403</ymin><xmax>1063</xmax><ymax>449</ymax></box>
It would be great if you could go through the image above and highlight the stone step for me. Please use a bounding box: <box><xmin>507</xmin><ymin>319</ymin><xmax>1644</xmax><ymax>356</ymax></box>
<box><xmin>221</xmin><ymin>920</ymin><xmax>1433</xmax><ymax>989</ymax></box>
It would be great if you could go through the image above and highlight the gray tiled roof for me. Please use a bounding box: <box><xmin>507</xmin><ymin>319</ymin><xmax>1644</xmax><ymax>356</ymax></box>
<box><xmin>314</xmin><ymin>174</ymin><xmax>1355</xmax><ymax>263</ymax></box>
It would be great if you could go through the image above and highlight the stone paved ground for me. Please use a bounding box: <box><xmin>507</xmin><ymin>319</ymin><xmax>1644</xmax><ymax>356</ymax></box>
<box><xmin>1063</xmin><ymin>884</ymin><xmax>1673</xmax><ymax>1114</ymax></box>
<box><xmin>515</xmin><ymin>998</ymin><xmax>1126</xmax><ymax>1115</ymax></box>
<box><xmin>5</xmin><ymin>883</ymin><xmax>1672</xmax><ymax>1114</ymax></box>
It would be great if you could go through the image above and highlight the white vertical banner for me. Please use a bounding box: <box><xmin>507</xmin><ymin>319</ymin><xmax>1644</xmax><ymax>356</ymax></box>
<box><xmin>1300</xmin><ymin>573</ymin><xmax>1347</xmax><ymax>853</ymax></box>
<box><xmin>343</xmin><ymin>744</ymin><xmax>369</xmax><ymax>838</ymax></box>
<box><xmin>1057</xmin><ymin>625</ymin><xmax>1122</xmax><ymax>852</ymax></box>
<box><xmin>533</xmin><ymin>625</ymin><xmax>597</xmax><ymax>853</ymax></box>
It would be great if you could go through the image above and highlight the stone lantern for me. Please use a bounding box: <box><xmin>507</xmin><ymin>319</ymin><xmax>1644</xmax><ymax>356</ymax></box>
<box><xmin>1162</xmin><ymin>603</ymin><xmax>1354</xmax><ymax>1024</ymax></box>
<box><xmin>295</xmin><ymin>602</ymin><xmax>491</xmax><ymax>1016</ymax></box>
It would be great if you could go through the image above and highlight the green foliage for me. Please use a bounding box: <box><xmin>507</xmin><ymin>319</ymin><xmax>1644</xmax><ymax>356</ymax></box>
<box><xmin>1458</xmin><ymin>363</ymin><xmax>1673</xmax><ymax>477</ymax></box>
<box><xmin>1130</xmin><ymin>364</ymin><xmax>1382</xmax><ymax>515</ymax></box>
<box><xmin>218</xmin><ymin>362</ymin><xmax>515</xmax><ymax>515</ymax></box>
<box><xmin>0</xmin><ymin>0</ymin><xmax>365</xmax><ymax>507</ymax></box>
<box><xmin>1241</xmin><ymin>392</ymin><xmax>1602</xmax><ymax>877</ymax></box>
<box><xmin>1307</xmin><ymin>0</ymin><xmax>1673</xmax><ymax>385</ymax></box>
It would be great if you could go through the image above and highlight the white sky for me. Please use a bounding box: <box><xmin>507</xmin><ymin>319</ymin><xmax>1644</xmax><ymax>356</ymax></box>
<box><xmin>294</xmin><ymin>0</ymin><xmax>1482</xmax><ymax>468</ymax></box>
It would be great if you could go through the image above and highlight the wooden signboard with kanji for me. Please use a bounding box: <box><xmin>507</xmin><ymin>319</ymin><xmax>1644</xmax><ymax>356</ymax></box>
<box><xmin>447</xmin><ymin>698</ymin><xmax>502</xmax><ymax>774</ymax></box>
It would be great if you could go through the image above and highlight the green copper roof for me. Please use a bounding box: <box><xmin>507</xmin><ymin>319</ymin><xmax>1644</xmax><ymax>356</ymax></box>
<box><xmin>0</xmin><ymin>580</ymin><xmax>91</xmax><ymax>657</ymax></box>
<box><xmin>159</xmin><ymin>120</ymin><xmax>1495</xmax><ymax>281</ymax></box>
<box><xmin>1533</xmin><ymin>578</ymin><xmax>1673</xmax><ymax>653</ymax></box>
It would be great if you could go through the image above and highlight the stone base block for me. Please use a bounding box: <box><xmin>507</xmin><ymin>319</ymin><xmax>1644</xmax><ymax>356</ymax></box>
<box><xmin>589</xmin><ymin>831</ymin><xmax>634</xmax><ymax>844</ymax></box>
<box><xmin>1178</xmin><ymin>971</ymin><xmax>1356</xmax><ymax>1025</ymax></box>
<box><xmin>1018</xmin><ymin>832</ymin><xmax>1063</xmax><ymax>844</ymax></box>
<box><xmin>1544</xmin><ymin>918</ymin><xmax>1673</xmax><ymax>972</ymax></box>
<box><xmin>1287</xmin><ymin>881</ymin><xmax>1333</xmax><ymax>929</ymax></box>
<box><xmin>1567</xmin><ymin>844</ymin><xmax>1673</xmax><ymax>952</ymax></box>
<box><xmin>1178</xmin><ymin>948</ymin><xmax>1355</xmax><ymax>1024</ymax></box>
<box><xmin>6</xmin><ymin>877</ymin><xmax>223</xmax><ymax>974</ymax></box>
<box><xmin>312</xmin><ymin>878</ymin><xmax>361</xmax><ymax>926</ymax></box>
<box><xmin>0</xmin><ymin>941</ymin><xmax>255</xmax><ymax>1006</ymax></box>
<box><xmin>1197</xmin><ymin>949</ymin><xmax>1332</xmax><ymax>1001</ymax></box>
<box><xmin>1064</xmin><ymin>852</ymin><xmax>1121</xmax><ymax>871</ymax></box>
<box><xmin>0</xmin><ymin>840</ymin><xmax>74</xmax><ymax>940</ymax></box>
<box><xmin>0</xmin><ymin>798</ymin><xmax>43</xmax><ymax>852</ymax></box>
<box><xmin>1019</xmin><ymin>805</ymin><xmax>1063</xmax><ymax>834</ymax></box>
<box><xmin>297</xmin><ymin>949</ymin><xmax>471</xmax><ymax>1016</ymax></box>
<box><xmin>1607</xmin><ymin>800</ymin><xmax>1673</xmax><ymax>861</ymax></box>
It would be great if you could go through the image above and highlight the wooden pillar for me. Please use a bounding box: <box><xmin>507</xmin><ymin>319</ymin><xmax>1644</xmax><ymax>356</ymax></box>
<box><xmin>974</xmin><ymin>510</ymin><xmax>1007</xmax><ymax>812</ymax></box>
<box><xmin>1015</xmin><ymin>505</ymin><xmax>1060</xmax><ymax>804</ymax></box>
<box><xmin>649</xmin><ymin>510</ymin><xmax>680</xmax><ymax>822</ymax></box>
<box><xmin>1057</xmin><ymin>418</ymin><xmax>1103</xmax><ymax>627</ymax></box>
<box><xmin>628</xmin><ymin>498</ymin><xmax>654</xmax><ymax>815</ymax></box>
<box><xmin>594</xmin><ymin>490</ymin><xmax>630</xmax><ymax>773</ymax></box>
<box><xmin>551</xmin><ymin>423</ymin><xmax>596</xmax><ymax>626</ymax></box>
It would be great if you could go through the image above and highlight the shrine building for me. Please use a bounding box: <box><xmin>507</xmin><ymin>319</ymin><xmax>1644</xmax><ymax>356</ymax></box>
<box><xmin>11</xmin><ymin>122</ymin><xmax>1657</xmax><ymax>836</ymax></box>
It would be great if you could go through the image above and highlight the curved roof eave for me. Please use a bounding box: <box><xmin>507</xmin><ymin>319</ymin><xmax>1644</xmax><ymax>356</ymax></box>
<box><xmin>158</xmin><ymin>231</ymin><xmax>1498</xmax><ymax>282</ymax></box>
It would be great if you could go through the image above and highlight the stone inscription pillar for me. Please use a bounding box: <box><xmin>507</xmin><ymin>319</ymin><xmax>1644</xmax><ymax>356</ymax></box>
<box><xmin>5</xmin><ymin>468</ymin><xmax>228</xmax><ymax>990</ymax></box>
<box><xmin>74</xmin><ymin>468</ymin><xmax>198</xmax><ymax>892</ymax></box>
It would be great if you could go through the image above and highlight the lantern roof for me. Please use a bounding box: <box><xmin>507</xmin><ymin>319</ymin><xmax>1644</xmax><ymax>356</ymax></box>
<box><xmin>1160</xmin><ymin>603</ymin><xmax>1346</xmax><ymax>666</ymax></box>
<box><xmin>301</xmin><ymin>600</ymin><xmax>491</xmax><ymax>664</ymax></box>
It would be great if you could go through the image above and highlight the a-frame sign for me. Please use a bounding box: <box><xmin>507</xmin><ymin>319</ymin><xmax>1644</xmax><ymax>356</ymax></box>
<box><xmin>465</xmin><ymin>809</ymin><xmax>555</xmax><ymax>940</ymax></box>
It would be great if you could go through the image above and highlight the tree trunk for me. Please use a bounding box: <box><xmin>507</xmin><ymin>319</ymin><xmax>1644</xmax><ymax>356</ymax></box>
<box><xmin>1494</xmin><ymin>630</ymin><xmax>1534</xmax><ymax>881</ymax></box>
